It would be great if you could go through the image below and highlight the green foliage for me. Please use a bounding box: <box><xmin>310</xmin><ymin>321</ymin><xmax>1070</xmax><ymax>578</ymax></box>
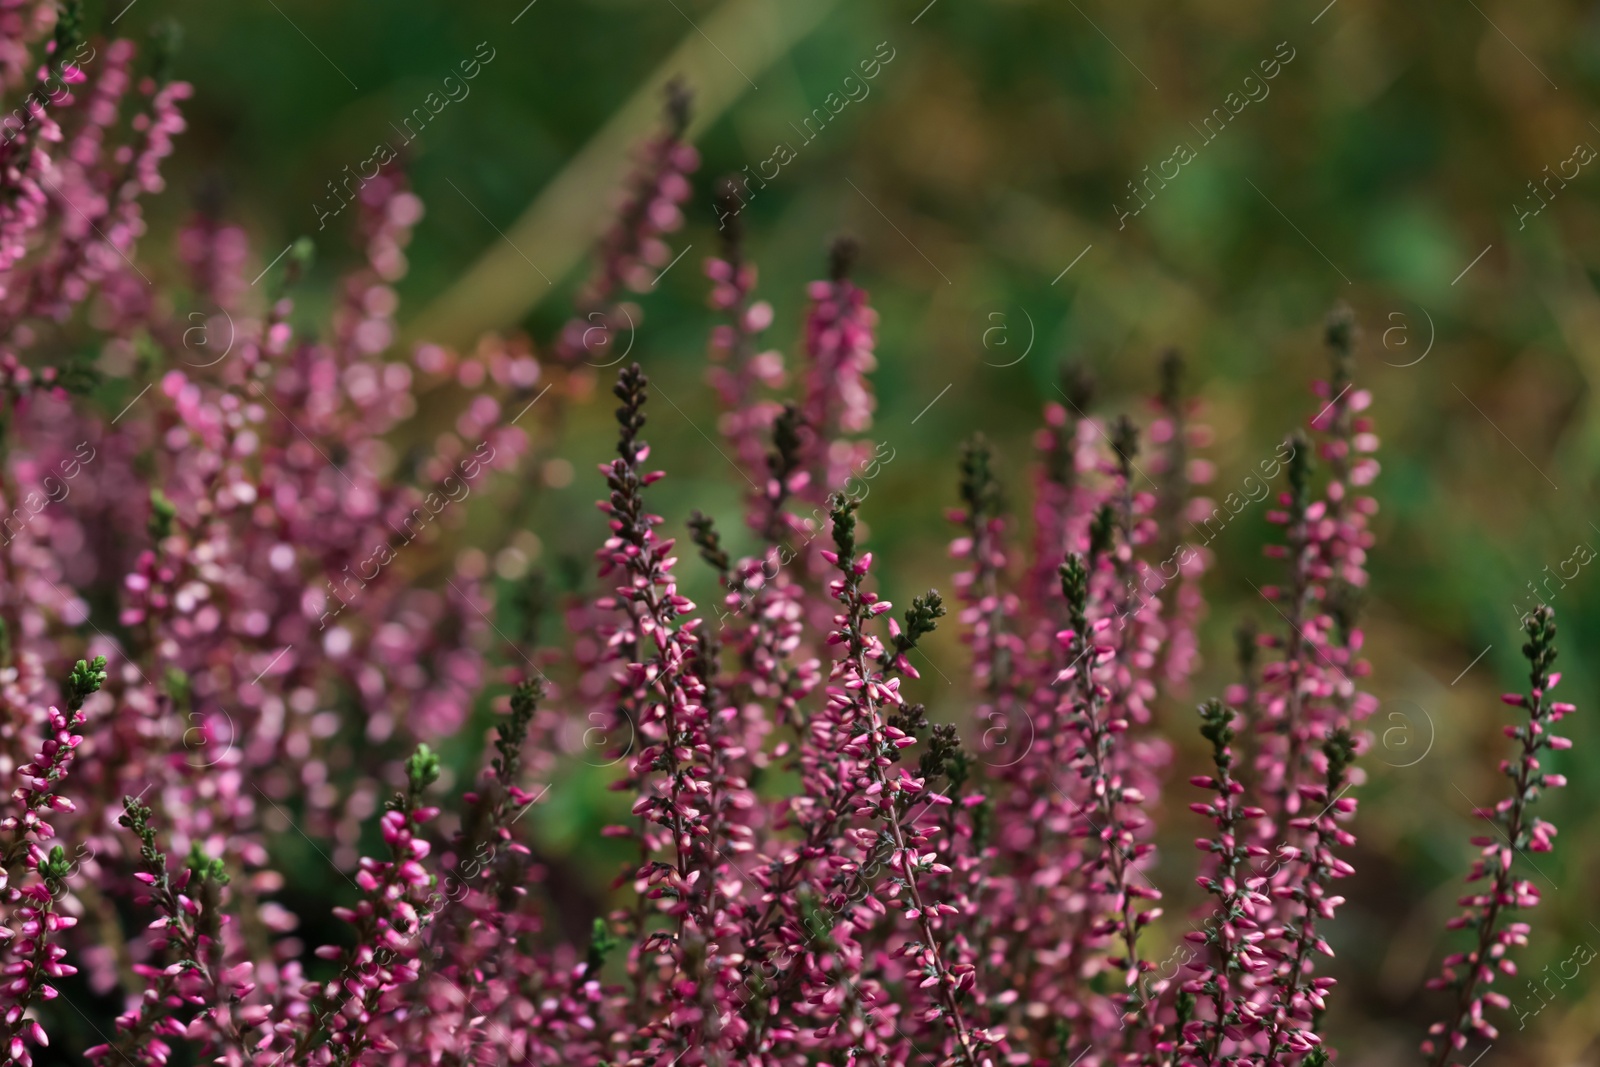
<box><xmin>148</xmin><ymin>489</ymin><xmax>177</xmax><ymax>543</ymax></box>
<box><xmin>186</xmin><ymin>842</ymin><xmax>231</xmax><ymax>886</ymax></box>
<box><xmin>1198</xmin><ymin>699</ymin><xmax>1236</xmax><ymax>771</ymax></box>
<box><xmin>50</xmin><ymin>0</ymin><xmax>83</xmax><ymax>61</ymax></box>
<box><xmin>687</xmin><ymin>510</ymin><xmax>730</xmax><ymax>576</ymax></box>
<box><xmin>38</xmin><ymin>845</ymin><xmax>71</xmax><ymax>884</ymax></box>
<box><xmin>65</xmin><ymin>656</ymin><xmax>107</xmax><ymax>712</ymax></box>
<box><xmin>959</xmin><ymin>434</ymin><xmax>1003</xmax><ymax>523</ymax></box>
<box><xmin>887</xmin><ymin>590</ymin><xmax>945</xmax><ymax>662</ymax></box>
<box><xmin>406</xmin><ymin>743</ymin><xmax>442</xmax><ymax>794</ymax></box>
<box><xmin>586</xmin><ymin>917</ymin><xmax>622</xmax><ymax>973</ymax></box>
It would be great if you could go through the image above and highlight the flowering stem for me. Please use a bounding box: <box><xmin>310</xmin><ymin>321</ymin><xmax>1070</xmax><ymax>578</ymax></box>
<box><xmin>0</xmin><ymin>659</ymin><xmax>105</xmax><ymax>1067</ymax></box>
<box><xmin>0</xmin><ymin>852</ymin><xmax>74</xmax><ymax>1067</ymax></box>
<box><xmin>108</xmin><ymin>800</ymin><xmax>240</xmax><ymax>1062</ymax></box>
<box><xmin>1264</xmin><ymin>729</ymin><xmax>1357</xmax><ymax>1063</ymax></box>
<box><xmin>826</xmin><ymin>496</ymin><xmax>979</xmax><ymax>1067</ymax></box>
<box><xmin>0</xmin><ymin>657</ymin><xmax>105</xmax><ymax>883</ymax></box>
<box><xmin>1426</xmin><ymin>607</ymin><xmax>1568</xmax><ymax>1066</ymax></box>
<box><xmin>294</xmin><ymin>745</ymin><xmax>440</xmax><ymax>1065</ymax></box>
<box><xmin>1270</xmin><ymin>433</ymin><xmax>1315</xmax><ymax>821</ymax></box>
<box><xmin>1187</xmin><ymin>699</ymin><xmax>1266</xmax><ymax>1065</ymax></box>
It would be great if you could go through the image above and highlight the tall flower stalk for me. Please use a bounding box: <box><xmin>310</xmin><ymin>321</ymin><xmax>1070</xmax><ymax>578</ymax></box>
<box><xmin>1185</xmin><ymin>698</ymin><xmax>1270</xmax><ymax>1064</ymax></box>
<box><xmin>0</xmin><ymin>656</ymin><xmax>104</xmax><ymax>1067</ymax></box>
<box><xmin>821</xmin><ymin>496</ymin><xmax>981</xmax><ymax>1066</ymax></box>
<box><xmin>1424</xmin><ymin>607</ymin><xmax>1570</xmax><ymax>1065</ymax></box>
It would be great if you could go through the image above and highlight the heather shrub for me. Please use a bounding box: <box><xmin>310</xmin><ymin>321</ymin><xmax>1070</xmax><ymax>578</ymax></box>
<box><xmin>0</xmin><ymin>6</ymin><xmax>1576</xmax><ymax>1067</ymax></box>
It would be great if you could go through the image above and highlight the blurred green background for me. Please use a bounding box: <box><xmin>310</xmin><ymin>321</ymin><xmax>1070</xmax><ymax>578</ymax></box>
<box><xmin>103</xmin><ymin>0</ymin><xmax>1600</xmax><ymax>1061</ymax></box>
